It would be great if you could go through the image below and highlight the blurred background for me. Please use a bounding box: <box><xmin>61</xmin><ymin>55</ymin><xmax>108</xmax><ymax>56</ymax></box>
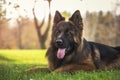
<box><xmin>0</xmin><ymin>0</ymin><xmax>120</xmax><ymax>49</ymax></box>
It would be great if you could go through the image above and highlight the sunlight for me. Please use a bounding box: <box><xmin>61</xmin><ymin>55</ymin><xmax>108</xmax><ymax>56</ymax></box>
<box><xmin>34</xmin><ymin>1</ymin><xmax>49</xmax><ymax>20</ymax></box>
<box><xmin>5</xmin><ymin>0</ymin><xmax>50</xmax><ymax>27</ymax></box>
<box><xmin>5</xmin><ymin>0</ymin><xmax>116</xmax><ymax>20</ymax></box>
<box><xmin>8</xmin><ymin>19</ymin><xmax>17</xmax><ymax>28</ymax></box>
<box><xmin>5</xmin><ymin>2</ymin><xmax>18</xmax><ymax>19</ymax></box>
<box><xmin>5</xmin><ymin>0</ymin><xmax>49</xmax><ymax>20</ymax></box>
<box><xmin>4</xmin><ymin>0</ymin><xmax>119</xmax><ymax>27</ymax></box>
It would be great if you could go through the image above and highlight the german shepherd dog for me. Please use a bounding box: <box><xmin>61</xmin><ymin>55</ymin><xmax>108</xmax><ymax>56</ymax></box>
<box><xmin>46</xmin><ymin>10</ymin><xmax>120</xmax><ymax>72</ymax></box>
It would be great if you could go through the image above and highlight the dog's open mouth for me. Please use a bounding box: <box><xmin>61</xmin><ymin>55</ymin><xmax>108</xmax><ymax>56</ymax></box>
<box><xmin>57</xmin><ymin>48</ymin><xmax>66</xmax><ymax>59</ymax></box>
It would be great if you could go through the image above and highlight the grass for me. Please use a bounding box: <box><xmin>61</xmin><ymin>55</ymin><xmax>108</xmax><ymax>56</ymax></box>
<box><xmin>0</xmin><ymin>50</ymin><xmax>120</xmax><ymax>80</ymax></box>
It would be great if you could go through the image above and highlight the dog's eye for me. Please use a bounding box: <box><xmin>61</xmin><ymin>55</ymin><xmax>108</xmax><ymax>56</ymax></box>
<box><xmin>55</xmin><ymin>30</ymin><xmax>61</xmax><ymax>35</ymax></box>
<box><xmin>67</xmin><ymin>31</ymin><xmax>73</xmax><ymax>37</ymax></box>
<box><xmin>68</xmin><ymin>31</ymin><xmax>73</xmax><ymax>35</ymax></box>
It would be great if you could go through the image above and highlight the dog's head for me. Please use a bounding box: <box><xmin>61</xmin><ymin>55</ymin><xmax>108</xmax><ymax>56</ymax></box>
<box><xmin>51</xmin><ymin>10</ymin><xmax>83</xmax><ymax>59</ymax></box>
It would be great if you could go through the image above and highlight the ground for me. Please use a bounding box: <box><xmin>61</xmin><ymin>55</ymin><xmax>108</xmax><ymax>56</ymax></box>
<box><xmin>0</xmin><ymin>50</ymin><xmax>120</xmax><ymax>80</ymax></box>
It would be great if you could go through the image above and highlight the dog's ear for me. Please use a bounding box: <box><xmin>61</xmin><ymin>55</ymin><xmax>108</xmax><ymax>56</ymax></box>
<box><xmin>54</xmin><ymin>11</ymin><xmax>65</xmax><ymax>24</ymax></box>
<box><xmin>69</xmin><ymin>10</ymin><xmax>83</xmax><ymax>30</ymax></box>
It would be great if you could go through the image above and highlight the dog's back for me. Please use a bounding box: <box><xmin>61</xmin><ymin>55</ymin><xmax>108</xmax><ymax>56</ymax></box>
<box><xmin>113</xmin><ymin>46</ymin><xmax>120</xmax><ymax>52</ymax></box>
<box><xmin>88</xmin><ymin>42</ymin><xmax>120</xmax><ymax>69</ymax></box>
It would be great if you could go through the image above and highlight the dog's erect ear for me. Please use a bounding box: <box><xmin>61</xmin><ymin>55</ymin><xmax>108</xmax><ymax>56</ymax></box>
<box><xmin>69</xmin><ymin>10</ymin><xmax>83</xmax><ymax>29</ymax></box>
<box><xmin>54</xmin><ymin>11</ymin><xmax>65</xmax><ymax>24</ymax></box>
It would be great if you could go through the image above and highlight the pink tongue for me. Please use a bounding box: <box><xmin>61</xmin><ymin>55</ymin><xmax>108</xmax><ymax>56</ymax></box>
<box><xmin>57</xmin><ymin>48</ymin><xmax>66</xmax><ymax>59</ymax></box>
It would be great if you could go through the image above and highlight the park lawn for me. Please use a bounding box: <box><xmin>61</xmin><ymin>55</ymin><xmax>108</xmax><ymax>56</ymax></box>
<box><xmin>0</xmin><ymin>50</ymin><xmax>120</xmax><ymax>80</ymax></box>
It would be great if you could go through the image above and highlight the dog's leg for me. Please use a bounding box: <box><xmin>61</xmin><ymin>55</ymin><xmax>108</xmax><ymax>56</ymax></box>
<box><xmin>54</xmin><ymin>64</ymin><xmax>96</xmax><ymax>72</ymax></box>
<box><xmin>106</xmin><ymin>57</ymin><xmax>120</xmax><ymax>70</ymax></box>
<box><xmin>27</xmin><ymin>66</ymin><xmax>51</xmax><ymax>72</ymax></box>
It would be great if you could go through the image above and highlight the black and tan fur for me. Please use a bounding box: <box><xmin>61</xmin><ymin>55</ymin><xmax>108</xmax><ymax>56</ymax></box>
<box><xmin>46</xmin><ymin>10</ymin><xmax>120</xmax><ymax>72</ymax></box>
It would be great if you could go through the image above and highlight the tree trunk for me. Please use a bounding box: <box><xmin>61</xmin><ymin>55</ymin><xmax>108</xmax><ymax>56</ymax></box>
<box><xmin>33</xmin><ymin>0</ymin><xmax>51</xmax><ymax>49</ymax></box>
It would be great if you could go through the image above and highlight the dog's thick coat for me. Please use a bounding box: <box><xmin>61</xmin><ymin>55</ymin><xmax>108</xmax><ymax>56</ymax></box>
<box><xmin>46</xmin><ymin>10</ymin><xmax>120</xmax><ymax>72</ymax></box>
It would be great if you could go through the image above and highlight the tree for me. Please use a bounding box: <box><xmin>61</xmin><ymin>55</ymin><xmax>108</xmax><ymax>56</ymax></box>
<box><xmin>0</xmin><ymin>0</ymin><xmax>9</xmax><ymax>47</ymax></box>
<box><xmin>98</xmin><ymin>11</ymin><xmax>104</xmax><ymax>24</ymax></box>
<box><xmin>115</xmin><ymin>15</ymin><xmax>120</xmax><ymax>46</ymax></box>
<box><xmin>10</xmin><ymin>1</ymin><xmax>27</xmax><ymax>49</ymax></box>
<box><xmin>0</xmin><ymin>0</ymin><xmax>11</xmax><ymax>24</ymax></box>
<box><xmin>112</xmin><ymin>0</ymin><xmax>120</xmax><ymax>15</ymax></box>
<box><xmin>0</xmin><ymin>0</ymin><xmax>6</xmax><ymax>21</ymax></box>
<box><xmin>84</xmin><ymin>11</ymin><xmax>98</xmax><ymax>41</ymax></box>
<box><xmin>33</xmin><ymin>0</ymin><xmax>52</xmax><ymax>49</ymax></box>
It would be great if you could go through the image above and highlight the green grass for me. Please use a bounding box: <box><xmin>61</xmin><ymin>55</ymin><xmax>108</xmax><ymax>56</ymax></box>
<box><xmin>0</xmin><ymin>50</ymin><xmax>120</xmax><ymax>80</ymax></box>
<box><xmin>0</xmin><ymin>50</ymin><xmax>47</xmax><ymax>64</ymax></box>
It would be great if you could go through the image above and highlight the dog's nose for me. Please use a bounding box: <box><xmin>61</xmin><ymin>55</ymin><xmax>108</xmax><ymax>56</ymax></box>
<box><xmin>56</xmin><ymin>39</ymin><xmax>63</xmax><ymax>47</ymax></box>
